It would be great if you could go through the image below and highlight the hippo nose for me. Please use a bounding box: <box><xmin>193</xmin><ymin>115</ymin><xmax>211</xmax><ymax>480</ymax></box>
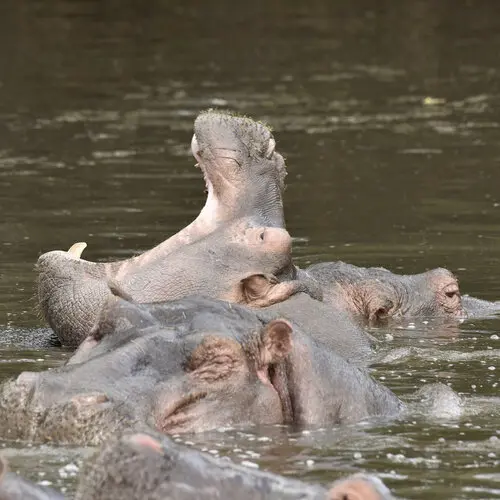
<box><xmin>259</xmin><ymin>227</ymin><xmax>292</xmax><ymax>252</ymax></box>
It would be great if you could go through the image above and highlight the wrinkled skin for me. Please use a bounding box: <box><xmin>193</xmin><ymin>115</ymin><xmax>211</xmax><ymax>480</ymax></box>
<box><xmin>74</xmin><ymin>431</ymin><xmax>394</xmax><ymax>500</ymax></box>
<box><xmin>306</xmin><ymin>261</ymin><xmax>465</xmax><ymax>323</ymax></box>
<box><xmin>0</xmin><ymin>296</ymin><xmax>402</xmax><ymax>445</ymax></box>
<box><xmin>36</xmin><ymin>110</ymin><xmax>290</xmax><ymax>346</ymax></box>
<box><xmin>118</xmin><ymin>218</ymin><xmax>321</xmax><ymax>306</ymax></box>
<box><xmin>0</xmin><ymin>456</ymin><xmax>64</xmax><ymax>500</ymax></box>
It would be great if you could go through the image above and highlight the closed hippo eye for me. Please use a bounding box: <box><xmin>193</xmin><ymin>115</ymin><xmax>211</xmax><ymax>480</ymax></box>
<box><xmin>439</xmin><ymin>282</ymin><xmax>464</xmax><ymax>316</ymax></box>
<box><xmin>445</xmin><ymin>287</ymin><xmax>459</xmax><ymax>298</ymax></box>
<box><xmin>442</xmin><ymin>283</ymin><xmax>460</xmax><ymax>301</ymax></box>
<box><xmin>187</xmin><ymin>336</ymin><xmax>243</xmax><ymax>382</ymax></box>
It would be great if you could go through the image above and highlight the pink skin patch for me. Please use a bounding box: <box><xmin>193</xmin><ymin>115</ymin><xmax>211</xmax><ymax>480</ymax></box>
<box><xmin>256</xmin><ymin>367</ymin><xmax>274</xmax><ymax>387</ymax></box>
<box><xmin>127</xmin><ymin>434</ymin><xmax>164</xmax><ymax>454</ymax></box>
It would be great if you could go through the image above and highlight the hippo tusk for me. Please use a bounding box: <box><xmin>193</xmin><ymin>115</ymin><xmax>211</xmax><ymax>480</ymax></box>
<box><xmin>67</xmin><ymin>242</ymin><xmax>87</xmax><ymax>258</ymax></box>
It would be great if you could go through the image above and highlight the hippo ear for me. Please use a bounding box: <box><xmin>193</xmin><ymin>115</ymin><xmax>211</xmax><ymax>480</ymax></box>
<box><xmin>260</xmin><ymin>319</ymin><xmax>293</xmax><ymax>364</ymax></box>
<box><xmin>327</xmin><ymin>474</ymin><xmax>392</xmax><ymax>500</ymax></box>
<box><xmin>240</xmin><ymin>274</ymin><xmax>298</xmax><ymax>307</ymax></box>
<box><xmin>360</xmin><ymin>281</ymin><xmax>395</xmax><ymax>323</ymax></box>
<box><xmin>366</xmin><ymin>297</ymin><xmax>394</xmax><ymax>323</ymax></box>
<box><xmin>241</xmin><ymin>274</ymin><xmax>278</xmax><ymax>302</ymax></box>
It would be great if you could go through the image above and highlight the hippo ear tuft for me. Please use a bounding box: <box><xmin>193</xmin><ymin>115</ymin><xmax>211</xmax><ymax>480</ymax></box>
<box><xmin>261</xmin><ymin>319</ymin><xmax>293</xmax><ymax>364</ymax></box>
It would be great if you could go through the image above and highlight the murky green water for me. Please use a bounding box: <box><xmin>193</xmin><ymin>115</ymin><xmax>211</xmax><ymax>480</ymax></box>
<box><xmin>0</xmin><ymin>0</ymin><xmax>499</xmax><ymax>497</ymax></box>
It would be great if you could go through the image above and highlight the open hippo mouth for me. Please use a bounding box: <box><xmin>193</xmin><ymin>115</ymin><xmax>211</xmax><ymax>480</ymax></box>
<box><xmin>190</xmin><ymin>110</ymin><xmax>287</xmax><ymax>228</ymax></box>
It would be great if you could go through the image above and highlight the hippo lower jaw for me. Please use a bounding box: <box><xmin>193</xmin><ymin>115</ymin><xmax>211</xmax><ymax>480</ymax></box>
<box><xmin>36</xmin><ymin>247</ymin><xmax>112</xmax><ymax>346</ymax></box>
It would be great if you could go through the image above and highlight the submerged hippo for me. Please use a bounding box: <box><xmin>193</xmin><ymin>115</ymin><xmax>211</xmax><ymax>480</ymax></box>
<box><xmin>306</xmin><ymin>262</ymin><xmax>465</xmax><ymax>323</ymax></box>
<box><xmin>74</xmin><ymin>431</ymin><xmax>394</xmax><ymax>500</ymax></box>
<box><xmin>0</xmin><ymin>433</ymin><xmax>394</xmax><ymax>500</ymax></box>
<box><xmin>36</xmin><ymin>110</ymin><xmax>292</xmax><ymax>347</ymax></box>
<box><xmin>0</xmin><ymin>296</ymin><xmax>402</xmax><ymax>446</ymax></box>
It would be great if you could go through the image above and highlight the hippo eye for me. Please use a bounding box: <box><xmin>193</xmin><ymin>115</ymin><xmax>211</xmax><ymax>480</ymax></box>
<box><xmin>443</xmin><ymin>284</ymin><xmax>460</xmax><ymax>300</ymax></box>
<box><xmin>265</xmin><ymin>138</ymin><xmax>276</xmax><ymax>158</ymax></box>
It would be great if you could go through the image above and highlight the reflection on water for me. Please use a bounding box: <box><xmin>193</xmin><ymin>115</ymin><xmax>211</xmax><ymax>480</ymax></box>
<box><xmin>0</xmin><ymin>0</ymin><xmax>499</xmax><ymax>498</ymax></box>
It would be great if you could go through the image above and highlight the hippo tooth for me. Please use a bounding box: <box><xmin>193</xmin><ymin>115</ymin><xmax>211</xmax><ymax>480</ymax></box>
<box><xmin>67</xmin><ymin>242</ymin><xmax>87</xmax><ymax>258</ymax></box>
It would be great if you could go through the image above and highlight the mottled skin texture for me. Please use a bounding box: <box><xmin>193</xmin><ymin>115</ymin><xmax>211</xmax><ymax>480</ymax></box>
<box><xmin>306</xmin><ymin>261</ymin><xmax>465</xmax><ymax>324</ymax></box>
<box><xmin>0</xmin><ymin>296</ymin><xmax>402</xmax><ymax>445</ymax></box>
<box><xmin>75</xmin><ymin>432</ymin><xmax>394</xmax><ymax>500</ymax></box>
<box><xmin>36</xmin><ymin>110</ymin><xmax>293</xmax><ymax>347</ymax></box>
<box><xmin>0</xmin><ymin>457</ymin><xmax>64</xmax><ymax>500</ymax></box>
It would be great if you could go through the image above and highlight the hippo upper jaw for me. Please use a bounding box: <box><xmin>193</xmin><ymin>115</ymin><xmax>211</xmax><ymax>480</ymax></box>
<box><xmin>192</xmin><ymin>110</ymin><xmax>287</xmax><ymax>229</ymax></box>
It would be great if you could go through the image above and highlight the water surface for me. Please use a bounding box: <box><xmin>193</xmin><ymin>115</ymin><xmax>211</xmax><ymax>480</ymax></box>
<box><xmin>0</xmin><ymin>0</ymin><xmax>499</xmax><ymax>498</ymax></box>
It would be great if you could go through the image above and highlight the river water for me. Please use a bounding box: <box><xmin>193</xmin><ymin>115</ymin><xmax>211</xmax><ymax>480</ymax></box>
<box><xmin>0</xmin><ymin>0</ymin><xmax>499</xmax><ymax>498</ymax></box>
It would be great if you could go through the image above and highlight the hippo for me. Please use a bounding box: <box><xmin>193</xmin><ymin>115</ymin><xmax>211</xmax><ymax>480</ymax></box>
<box><xmin>0</xmin><ymin>296</ymin><xmax>402</xmax><ymax>446</ymax></box>
<box><xmin>74</xmin><ymin>431</ymin><xmax>394</xmax><ymax>500</ymax></box>
<box><xmin>70</xmin><ymin>285</ymin><xmax>373</xmax><ymax>366</ymax></box>
<box><xmin>36</xmin><ymin>110</ymin><xmax>292</xmax><ymax>347</ymax></box>
<box><xmin>0</xmin><ymin>432</ymin><xmax>394</xmax><ymax>500</ymax></box>
<box><xmin>306</xmin><ymin>261</ymin><xmax>465</xmax><ymax>323</ymax></box>
<box><xmin>39</xmin><ymin>216</ymin><xmax>321</xmax><ymax>347</ymax></box>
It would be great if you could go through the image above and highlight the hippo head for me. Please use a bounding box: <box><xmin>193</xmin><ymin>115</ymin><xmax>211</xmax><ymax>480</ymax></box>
<box><xmin>75</xmin><ymin>431</ymin><xmax>394</xmax><ymax>500</ymax></box>
<box><xmin>192</xmin><ymin>110</ymin><xmax>286</xmax><ymax>228</ymax></box>
<box><xmin>307</xmin><ymin>262</ymin><xmax>465</xmax><ymax>323</ymax></box>
<box><xmin>0</xmin><ymin>297</ymin><xmax>294</xmax><ymax>445</ymax></box>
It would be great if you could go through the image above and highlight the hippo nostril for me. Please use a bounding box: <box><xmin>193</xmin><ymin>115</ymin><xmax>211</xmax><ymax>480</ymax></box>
<box><xmin>259</xmin><ymin>231</ymin><xmax>265</xmax><ymax>241</ymax></box>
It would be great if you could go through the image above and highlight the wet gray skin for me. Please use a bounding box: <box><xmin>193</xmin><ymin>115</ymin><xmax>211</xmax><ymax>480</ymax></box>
<box><xmin>119</xmin><ymin>217</ymin><xmax>322</xmax><ymax>306</ymax></box>
<box><xmin>36</xmin><ymin>110</ymin><xmax>289</xmax><ymax>347</ymax></box>
<box><xmin>0</xmin><ymin>296</ymin><xmax>402</xmax><ymax>446</ymax></box>
<box><xmin>74</xmin><ymin>431</ymin><xmax>394</xmax><ymax>500</ymax></box>
<box><xmin>38</xmin><ymin>217</ymin><xmax>320</xmax><ymax>347</ymax></box>
<box><xmin>258</xmin><ymin>293</ymin><xmax>375</xmax><ymax>366</ymax></box>
<box><xmin>306</xmin><ymin>262</ymin><xmax>465</xmax><ymax>324</ymax></box>
<box><xmin>0</xmin><ymin>456</ymin><xmax>64</xmax><ymax>500</ymax></box>
<box><xmin>461</xmin><ymin>294</ymin><xmax>500</xmax><ymax>318</ymax></box>
<box><xmin>0</xmin><ymin>431</ymin><xmax>394</xmax><ymax>500</ymax></box>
